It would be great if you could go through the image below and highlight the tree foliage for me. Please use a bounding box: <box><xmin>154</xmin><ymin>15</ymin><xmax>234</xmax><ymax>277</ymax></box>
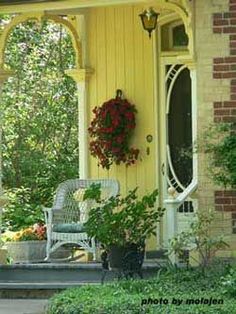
<box><xmin>0</xmin><ymin>17</ymin><xmax>78</xmax><ymax>230</ymax></box>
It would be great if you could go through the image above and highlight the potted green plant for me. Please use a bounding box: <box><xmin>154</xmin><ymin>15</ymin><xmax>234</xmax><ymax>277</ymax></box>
<box><xmin>3</xmin><ymin>223</ymin><xmax>47</xmax><ymax>263</ymax></box>
<box><xmin>84</xmin><ymin>185</ymin><xmax>165</xmax><ymax>271</ymax></box>
<box><xmin>0</xmin><ymin>238</ymin><xmax>8</xmax><ymax>264</ymax></box>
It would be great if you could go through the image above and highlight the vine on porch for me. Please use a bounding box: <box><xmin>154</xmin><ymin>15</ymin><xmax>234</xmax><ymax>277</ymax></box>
<box><xmin>88</xmin><ymin>90</ymin><xmax>139</xmax><ymax>169</ymax></box>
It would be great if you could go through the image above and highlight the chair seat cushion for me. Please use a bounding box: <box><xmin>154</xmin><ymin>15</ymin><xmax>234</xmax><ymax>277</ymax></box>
<box><xmin>52</xmin><ymin>223</ymin><xmax>85</xmax><ymax>233</ymax></box>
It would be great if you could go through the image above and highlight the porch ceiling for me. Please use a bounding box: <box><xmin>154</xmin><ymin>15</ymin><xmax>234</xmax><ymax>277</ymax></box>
<box><xmin>0</xmin><ymin>0</ymin><xmax>193</xmax><ymax>57</ymax></box>
<box><xmin>0</xmin><ymin>0</ymin><xmax>191</xmax><ymax>14</ymax></box>
<box><xmin>0</xmin><ymin>0</ymin><xmax>143</xmax><ymax>13</ymax></box>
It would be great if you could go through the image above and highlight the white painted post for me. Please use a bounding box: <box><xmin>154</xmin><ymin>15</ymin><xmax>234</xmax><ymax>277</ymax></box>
<box><xmin>190</xmin><ymin>68</ymin><xmax>198</xmax><ymax>181</ymax></box>
<box><xmin>66</xmin><ymin>68</ymin><xmax>93</xmax><ymax>179</ymax></box>
<box><xmin>65</xmin><ymin>14</ymin><xmax>93</xmax><ymax>179</ymax></box>
<box><xmin>164</xmin><ymin>187</ymin><xmax>178</xmax><ymax>264</ymax></box>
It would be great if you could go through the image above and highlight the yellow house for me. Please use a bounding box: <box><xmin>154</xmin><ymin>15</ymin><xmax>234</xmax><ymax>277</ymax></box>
<box><xmin>0</xmin><ymin>0</ymin><xmax>235</xmax><ymax>260</ymax></box>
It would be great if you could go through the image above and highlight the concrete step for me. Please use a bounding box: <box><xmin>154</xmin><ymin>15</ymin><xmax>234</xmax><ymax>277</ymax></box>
<box><xmin>0</xmin><ymin>283</ymin><xmax>95</xmax><ymax>299</ymax></box>
<box><xmin>0</xmin><ymin>261</ymin><xmax>165</xmax><ymax>298</ymax></box>
<box><xmin>0</xmin><ymin>261</ymin><xmax>162</xmax><ymax>282</ymax></box>
<box><xmin>0</xmin><ymin>262</ymin><xmax>103</xmax><ymax>283</ymax></box>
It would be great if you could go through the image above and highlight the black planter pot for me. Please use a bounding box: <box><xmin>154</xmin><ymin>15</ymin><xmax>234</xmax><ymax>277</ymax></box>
<box><xmin>108</xmin><ymin>243</ymin><xmax>145</xmax><ymax>275</ymax></box>
<box><xmin>108</xmin><ymin>245</ymin><xmax>128</xmax><ymax>269</ymax></box>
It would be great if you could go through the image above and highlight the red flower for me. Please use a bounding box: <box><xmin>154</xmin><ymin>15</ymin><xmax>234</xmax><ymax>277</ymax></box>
<box><xmin>116</xmin><ymin>135</ymin><xmax>124</xmax><ymax>144</ymax></box>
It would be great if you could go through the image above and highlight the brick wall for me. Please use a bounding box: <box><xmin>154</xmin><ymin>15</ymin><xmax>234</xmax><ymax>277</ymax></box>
<box><xmin>215</xmin><ymin>191</ymin><xmax>236</xmax><ymax>211</ymax></box>
<box><xmin>213</xmin><ymin>0</ymin><xmax>236</xmax><ymax>213</ymax></box>
<box><xmin>213</xmin><ymin>2</ymin><xmax>236</xmax><ymax>123</ymax></box>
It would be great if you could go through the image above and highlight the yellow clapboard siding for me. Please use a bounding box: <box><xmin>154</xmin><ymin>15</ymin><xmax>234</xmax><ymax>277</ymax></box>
<box><xmin>87</xmin><ymin>5</ymin><xmax>158</xmax><ymax>249</ymax></box>
<box><xmin>142</xmin><ymin>20</ymin><xmax>156</xmax><ymax>192</ymax></box>
<box><xmin>105</xmin><ymin>7</ymin><xmax>117</xmax><ymax>182</ymax></box>
<box><xmin>113</xmin><ymin>6</ymin><xmax>126</xmax><ymax>196</ymax></box>
<box><xmin>124</xmin><ymin>6</ymin><xmax>138</xmax><ymax>193</ymax></box>
<box><xmin>95</xmin><ymin>8</ymin><xmax>109</xmax><ymax>179</ymax></box>
<box><xmin>139</xmin><ymin>9</ymin><xmax>158</xmax><ymax>250</ymax></box>
<box><xmin>87</xmin><ymin>5</ymin><xmax>157</xmax><ymax>192</ymax></box>
<box><xmin>87</xmin><ymin>9</ymin><xmax>99</xmax><ymax>178</ymax></box>
<box><xmin>133</xmin><ymin>5</ymin><xmax>146</xmax><ymax>198</ymax></box>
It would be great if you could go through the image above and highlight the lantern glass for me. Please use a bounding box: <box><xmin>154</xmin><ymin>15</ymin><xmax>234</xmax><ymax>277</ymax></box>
<box><xmin>139</xmin><ymin>8</ymin><xmax>159</xmax><ymax>38</ymax></box>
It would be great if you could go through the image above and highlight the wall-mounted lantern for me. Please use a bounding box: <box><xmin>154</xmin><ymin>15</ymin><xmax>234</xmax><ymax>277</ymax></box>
<box><xmin>139</xmin><ymin>8</ymin><xmax>159</xmax><ymax>39</ymax></box>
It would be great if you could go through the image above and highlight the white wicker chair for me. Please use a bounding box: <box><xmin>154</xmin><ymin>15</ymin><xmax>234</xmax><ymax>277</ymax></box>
<box><xmin>43</xmin><ymin>179</ymin><xmax>119</xmax><ymax>261</ymax></box>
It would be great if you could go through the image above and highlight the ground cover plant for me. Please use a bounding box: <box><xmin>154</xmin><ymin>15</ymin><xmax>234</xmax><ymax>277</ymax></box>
<box><xmin>47</xmin><ymin>263</ymin><xmax>236</xmax><ymax>314</ymax></box>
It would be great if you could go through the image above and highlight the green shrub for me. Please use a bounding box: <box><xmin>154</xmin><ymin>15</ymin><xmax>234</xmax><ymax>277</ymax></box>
<box><xmin>168</xmin><ymin>210</ymin><xmax>229</xmax><ymax>270</ymax></box>
<box><xmin>221</xmin><ymin>267</ymin><xmax>236</xmax><ymax>297</ymax></box>
<box><xmin>2</xmin><ymin>187</ymin><xmax>44</xmax><ymax>231</ymax></box>
<box><xmin>47</xmin><ymin>266</ymin><xmax>236</xmax><ymax>314</ymax></box>
<box><xmin>203</xmin><ymin>123</ymin><xmax>236</xmax><ymax>188</ymax></box>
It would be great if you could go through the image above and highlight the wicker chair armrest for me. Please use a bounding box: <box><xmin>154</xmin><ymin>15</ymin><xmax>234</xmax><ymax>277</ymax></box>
<box><xmin>43</xmin><ymin>206</ymin><xmax>63</xmax><ymax>212</ymax></box>
<box><xmin>42</xmin><ymin>207</ymin><xmax>52</xmax><ymax>225</ymax></box>
<box><xmin>44</xmin><ymin>207</ymin><xmax>62</xmax><ymax>223</ymax></box>
<box><xmin>42</xmin><ymin>207</ymin><xmax>52</xmax><ymax>213</ymax></box>
<box><xmin>43</xmin><ymin>206</ymin><xmax>63</xmax><ymax>215</ymax></box>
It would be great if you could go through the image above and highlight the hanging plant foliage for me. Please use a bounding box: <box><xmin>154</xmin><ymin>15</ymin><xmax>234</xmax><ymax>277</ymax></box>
<box><xmin>88</xmin><ymin>90</ymin><xmax>140</xmax><ymax>169</ymax></box>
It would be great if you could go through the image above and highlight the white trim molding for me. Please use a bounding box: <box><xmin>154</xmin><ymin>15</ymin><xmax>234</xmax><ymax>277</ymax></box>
<box><xmin>66</xmin><ymin>68</ymin><xmax>93</xmax><ymax>179</ymax></box>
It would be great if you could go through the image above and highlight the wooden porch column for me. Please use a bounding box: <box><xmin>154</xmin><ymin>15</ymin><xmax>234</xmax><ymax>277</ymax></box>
<box><xmin>0</xmin><ymin>69</ymin><xmax>13</xmax><ymax>233</ymax></box>
<box><xmin>164</xmin><ymin>187</ymin><xmax>178</xmax><ymax>264</ymax></box>
<box><xmin>66</xmin><ymin>68</ymin><xmax>93</xmax><ymax>179</ymax></box>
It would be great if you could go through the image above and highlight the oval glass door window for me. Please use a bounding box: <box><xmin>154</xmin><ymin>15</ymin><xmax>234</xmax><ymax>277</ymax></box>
<box><xmin>168</xmin><ymin>67</ymin><xmax>193</xmax><ymax>190</ymax></box>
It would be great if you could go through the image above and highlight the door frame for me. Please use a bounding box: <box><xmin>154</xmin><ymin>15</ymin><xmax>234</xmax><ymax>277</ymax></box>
<box><xmin>156</xmin><ymin>53</ymin><xmax>198</xmax><ymax>247</ymax></box>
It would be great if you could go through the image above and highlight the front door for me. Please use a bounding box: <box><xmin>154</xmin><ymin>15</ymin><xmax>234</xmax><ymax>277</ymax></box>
<box><xmin>159</xmin><ymin>57</ymin><xmax>197</xmax><ymax>245</ymax></box>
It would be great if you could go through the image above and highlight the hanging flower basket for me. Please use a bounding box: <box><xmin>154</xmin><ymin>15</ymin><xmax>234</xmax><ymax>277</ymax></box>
<box><xmin>88</xmin><ymin>90</ymin><xmax>140</xmax><ymax>169</ymax></box>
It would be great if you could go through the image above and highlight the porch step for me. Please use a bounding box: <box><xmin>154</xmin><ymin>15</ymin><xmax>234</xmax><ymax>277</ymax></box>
<box><xmin>0</xmin><ymin>261</ymin><xmax>165</xmax><ymax>298</ymax></box>
<box><xmin>0</xmin><ymin>282</ymin><xmax>98</xmax><ymax>299</ymax></box>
